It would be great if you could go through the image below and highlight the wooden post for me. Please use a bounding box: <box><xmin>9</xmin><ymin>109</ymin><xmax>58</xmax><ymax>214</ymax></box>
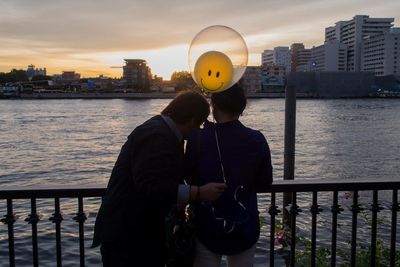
<box><xmin>283</xmin><ymin>73</ymin><xmax>296</xmax><ymax>226</ymax></box>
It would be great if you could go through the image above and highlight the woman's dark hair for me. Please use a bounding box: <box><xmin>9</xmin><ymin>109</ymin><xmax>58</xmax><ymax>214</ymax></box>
<box><xmin>211</xmin><ymin>84</ymin><xmax>246</xmax><ymax>116</ymax></box>
<box><xmin>161</xmin><ymin>91</ymin><xmax>210</xmax><ymax>125</ymax></box>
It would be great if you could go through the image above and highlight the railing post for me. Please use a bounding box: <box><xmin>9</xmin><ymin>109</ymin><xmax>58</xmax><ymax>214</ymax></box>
<box><xmin>49</xmin><ymin>197</ymin><xmax>63</xmax><ymax>267</ymax></box>
<box><xmin>268</xmin><ymin>192</ymin><xmax>281</xmax><ymax>267</ymax></box>
<box><xmin>283</xmin><ymin>72</ymin><xmax>296</xmax><ymax>226</ymax></box>
<box><xmin>350</xmin><ymin>190</ymin><xmax>362</xmax><ymax>267</ymax></box>
<box><xmin>311</xmin><ymin>191</ymin><xmax>322</xmax><ymax>267</ymax></box>
<box><xmin>73</xmin><ymin>197</ymin><xmax>87</xmax><ymax>267</ymax></box>
<box><xmin>331</xmin><ymin>191</ymin><xmax>343</xmax><ymax>267</ymax></box>
<box><xmin>390</xmin><ymin>189</ymin><xmax>398</xmax><ymax>267</ymax></box>
<box><xmin>25</xmin><ymin>198</ymin><xmax>40</xmax><ymax>267</ymax></box>
<box><xmin>289</xmin><ymin>192</ymin><xmax>301</xmax><ymax>267</ymax></box>
<box><xmin>370</xmin><ymin>190</ymin><xmax>382</xmax><ymax>267</ymax></box>
<box><xmin>1</xmin><ymin>199</ymin><xmax>16</xmax><ymax>267</ymax></box>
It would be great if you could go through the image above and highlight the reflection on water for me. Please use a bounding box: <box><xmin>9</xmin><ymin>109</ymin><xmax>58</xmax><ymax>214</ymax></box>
<box><xmin>1</xmin><ymin>99</ymin><xmax>400</xmax><ymax>266</ymax></box>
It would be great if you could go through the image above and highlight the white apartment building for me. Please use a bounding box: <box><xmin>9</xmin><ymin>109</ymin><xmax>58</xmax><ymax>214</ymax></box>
<box><xmin>325</xmin><ymin>15</ymin><xmax>394</xmax><ymax>71</ymax></box>
<box><xmin>310</xmin><ymin>41</ymin><xmax>347</xmax><ymax>72</ymax></box>
<box><xmin>261</xmin><ymin>50</ymin><xmax>273</xmax><ymax>65</ymax></box>
<box><xmin>262</xmin><ymin>47</ymin><xmax>291</xmax><ymax>73</ymax></box>
<box><xmin>362</xmin><ymin>28</ymin><xmax>400</xmax><ymax>76</ymax></box>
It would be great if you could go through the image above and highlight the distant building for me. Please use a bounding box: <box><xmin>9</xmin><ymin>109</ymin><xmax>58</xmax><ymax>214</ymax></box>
<box><xmin>52</xmin><ymin>71</ymin><xmax>81</xmax><ymax>89</ymax></box>
<box><xmin>261</xmin><ymin>64</ymin><xmax>286</xmax><ymax>92</ymax></box>
<box><xmin>239</xmin><ymin>66</ymin><xmax>262</xmax><ymax>93</ymax></box>
<box><xmin>123</xmin><ymin>59</ymin><xmax>151</xmax><ymax>92</ymax></box>
<box><xmin>262</xmin><ymin>47</ymin><xmax>291</xmax><ymax>73</ymax></box>
<box><xmin>362</xmin><ymin>28</ymin><xmax>400</xmax><ymax>76</ymax></box>
<box><xmin>325</xmin><ymin>15</ymin><xmax>394</xmax><ymax>71</ymax></box>
<box><xmin>82</xmin><ymin>76</ymin><xmax>115</xmax><ymax>91</ymax></box>
<box><xmin>262</xmin><ymin>64</ymin><xmax>286</xmax><ymax>77</ymax></box>
<box><xmin>61</xmin><ymin>71</ymin><xmax>80</xmax><ymax>80</ymax></box>
<box><xmin>261</xmin><ymin>50</ymin><xmax>273</xmax><ymax>65</ymax></box>
<box><xmin>290</xmin><ymin>43</ymin><xmax>311</xmax><ymax>72</ymax></box>
<box><xmin>309</xmin><ymin>41</ymin><xmax>348</xmax><ymax>72</ymax></box>
<box><xmin>26</xmin><ymin>64</ymin><xmax>47</xmax><ymax>80</ymax></box>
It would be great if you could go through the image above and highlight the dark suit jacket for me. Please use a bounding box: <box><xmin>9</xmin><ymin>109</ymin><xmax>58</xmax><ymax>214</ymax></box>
<box><xmin>92</xmin><ymin>115</ymin><xmax>184</xmax><ymax>262</ymax></box>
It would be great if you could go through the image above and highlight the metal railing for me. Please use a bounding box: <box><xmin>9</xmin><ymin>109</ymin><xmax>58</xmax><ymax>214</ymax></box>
<box><xmin>1</xmin><ymin>180</ymin><xmax>399</xmax><ymax>267</ymax></box>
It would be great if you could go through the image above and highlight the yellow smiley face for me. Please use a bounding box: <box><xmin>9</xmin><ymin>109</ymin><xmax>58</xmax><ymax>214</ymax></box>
<box><xmin>194</xmin><ymin>51</ymin><xmax>233</xmax><ymax>93</ymax></box>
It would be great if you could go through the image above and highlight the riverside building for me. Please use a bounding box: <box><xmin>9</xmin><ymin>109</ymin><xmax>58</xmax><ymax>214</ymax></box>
<box><xmin>325</xmin><ymin>15</ymin><xmax>394</xmax><ymax>72</ymax></box>
<box><xmin>309</xmin><ymin>40</ymin><xmax>348</xmax><ymax>72</ymax></box>
<box><xmin>290</xmin><ymin>43</ymin><xmax>311</xmax><ymax>72</ymax></box>
<box><xmin>262</xmin><ymin>47</ymin><xmax>291</xmax><ymax>73</ymax></box>
<box><xmin>261</xmin><ymin>50</ymin><xmax>273</xmax><ymax>65</ymax></box>
<box><xmin>26</xmin><ymin>64</ymin><xmax>47</xmax><ymax>80</ymax></box>
<box><xmin>362</xmin><ymin>28</ymin><xmax>400</xmax><ymax>76</ymax></box>
<box><xmin>239</xmin><ymin>66</ymin><xmax>262</xmax><ymax>93</ymax></box>
<box><xmin>261</xmin><ymin>64</ymin><xmax>286</xmax><ymax>92</ymax></box>
<box><xmin>123</xmin><ymin>59</ymin><xmax>152</xmax><ymax>92</ymax></box>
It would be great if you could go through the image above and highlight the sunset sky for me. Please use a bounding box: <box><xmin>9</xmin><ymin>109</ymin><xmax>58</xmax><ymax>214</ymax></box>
<box><xmin>1</xmin><ymin>0</ymin><xmax>399</xmax><ymax>80</ymax></box>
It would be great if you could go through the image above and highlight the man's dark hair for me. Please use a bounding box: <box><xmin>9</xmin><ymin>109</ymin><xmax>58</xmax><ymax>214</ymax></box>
<box><xmin>162</xmin><ymin>91</ymin><xmax>210</xmax><ymax>125</ymax></box>
<box><xmin>211</xmin><ymin>84</ymin><xmax>246</xmax><ymax>116</ymax></box>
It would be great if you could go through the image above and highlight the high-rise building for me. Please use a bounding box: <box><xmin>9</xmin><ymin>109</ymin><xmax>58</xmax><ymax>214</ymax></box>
<box><xmin>362</xmin><ymin>28</ymin><xmax>400</xmax><ymax>76</ymax></box>
<box><xmin>290</xmin><ymin>43</ymin><xmax>311</xmax><ymax>72</ymax></box>
<box><xmin>123</xmin><ymin>59</ymin><xmax>152</xmax><ymax>92</ymax></box>
<box><xmin>309</xmin><ymin>41</ymin><xmax>347</xmax><ymax>72</ymax></box>
<box><xmin>325</xmin><ymin>15</ymin><xmax>394</xmax><ymax>71</ymax></box>
<box><xmin>261</xmin><ymin>47</ymin><xmax>291</xmax><ymax>73</ymax></box>
<box><xmin>261</xmin><ymin>50</ymin><xmax>273</xmax><ymax>65</ymax></box>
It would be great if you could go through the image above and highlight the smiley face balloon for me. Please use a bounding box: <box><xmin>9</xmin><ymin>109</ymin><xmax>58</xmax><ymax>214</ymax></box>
<box><xmin>194</xmin><ymin>51</ymin><xmax>233</xmax><ymax>92</ymax></box>
<box><xmin>189</xmin><ymin>25</ymin><xmax>248</xmax><ymax>93</ymax></box>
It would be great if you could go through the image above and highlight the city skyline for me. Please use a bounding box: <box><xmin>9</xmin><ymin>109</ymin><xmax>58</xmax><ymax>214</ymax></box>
<box><xmin>1</xmin><ymin>0</ymin><xmax>399</xmax><ymax>79</ymax></box>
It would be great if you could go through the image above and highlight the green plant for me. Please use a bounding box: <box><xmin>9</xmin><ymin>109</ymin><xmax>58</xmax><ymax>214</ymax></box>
<box><xmin>291</xmin><ymin>192</ymin><xmax>400</xmax><ymax>267</ymax></box>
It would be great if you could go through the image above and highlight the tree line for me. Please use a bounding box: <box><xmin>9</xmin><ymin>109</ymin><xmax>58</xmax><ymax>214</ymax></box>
<box><xmin>0</xmin><ymin>69</ymin><xmax>52</xmax><ymax>83</ymax></box>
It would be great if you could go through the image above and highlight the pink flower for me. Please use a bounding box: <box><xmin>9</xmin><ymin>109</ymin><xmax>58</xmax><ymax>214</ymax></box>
<box><xmin>275</xmin><ymin>230</ymin><xmax>284</xmax><ymax>239</ymax></box>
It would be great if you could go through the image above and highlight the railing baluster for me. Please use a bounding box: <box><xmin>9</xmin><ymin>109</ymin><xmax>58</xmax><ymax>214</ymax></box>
<box><xmin>73</xmin><ymin>197</ymin><xmax>87</xmax><ymax>267</ymax></box>
<box><xmin>370</xmin><ymin>190</ymin><xmax>381</xmax><ymax>267</ymax></box>
<box><xmin>49</xmin><ymin>197</ymin><xmax>63</xmax><ymax>267</ymax></box>
<box><xmin>351</xmin><ymin>190</ymin><xmax>362</xmax><ymax>267</ymax></box>
<box><xmin>268</xmin><ymin>192</ymin><xmax>280</xmax><ymax>267</ymax></box>
<box><xmin>1</xmin><ymin>199</ymin><xmax>16</xmax><ymax>267</ymax></box>
<box><xmin>311</xmin><ymin>191</ymin><xmax>322</xmax><ymax>267</ymax></box>
<box><xmin>330</xmin><ymin>191</ymin><xmax>342</xmax><ymax>267</ymax></box>
<box><xmin>289</xmin><ymin>192</ymin><xmax>301</xmax><ymax>267</ymax></box>
<box><xmin>390</xmin><ymin>189</ymin><xmax>398</xmax><ymax>267</ymax></box>
<box><xmin>25</xmin><ymin>198</ymin><xmax>40</xmax><ymax>267</ymax></box>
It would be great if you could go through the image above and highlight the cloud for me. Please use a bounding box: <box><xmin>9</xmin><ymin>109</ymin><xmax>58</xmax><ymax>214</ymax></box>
<box><xmin>0</xmin><ymin>0</ymin><xmax>399</xmax><ymax>77</ymax></box>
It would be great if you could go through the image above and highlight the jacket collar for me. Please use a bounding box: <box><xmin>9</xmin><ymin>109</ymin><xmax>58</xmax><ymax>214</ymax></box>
<box><xmin>160</xmin><ymin>115</ymin><xmax>183</xmax><ymax>142</ymax></box>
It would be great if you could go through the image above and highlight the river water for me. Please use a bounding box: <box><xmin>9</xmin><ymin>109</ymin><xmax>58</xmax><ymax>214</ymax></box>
<box><xmin>0</xmin><ymin>98</ymin><xmax>399</xmax><ymax>266</ymax></box>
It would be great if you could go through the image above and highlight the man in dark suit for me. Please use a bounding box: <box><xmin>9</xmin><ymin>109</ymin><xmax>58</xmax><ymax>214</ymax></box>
<box><xmin>92</xmin><ymin>91</ymin><xmax>226</xmax><ymax>267</ymax></box>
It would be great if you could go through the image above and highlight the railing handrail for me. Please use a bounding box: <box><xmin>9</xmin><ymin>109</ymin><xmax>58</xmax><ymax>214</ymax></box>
<box><xmin>1</xmin><ymin>179</ymin><xmax>399</xmax><ymax>267</ymax></box>
<box><xmin>1</xmin><ymin>179</ymin><xmax>400</xmax><ymax>199</ymax></box>
<box><xmin>0</xmin><ymin>184</ymin><xmax>106</xmax><ymax>199</ymax></box>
